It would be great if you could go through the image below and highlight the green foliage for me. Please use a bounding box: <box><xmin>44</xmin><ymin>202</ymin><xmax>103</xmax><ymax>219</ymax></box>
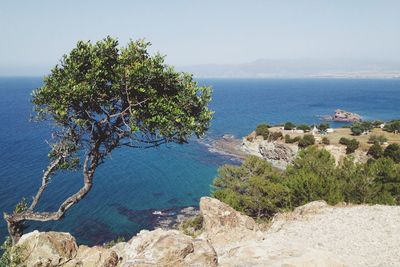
<box><xmin>32</xmin><ymin>36</ymin><xmax>213</xmax><ymax>163</ymax></box>
<box><xmin>322</xmin><ymin>137</ymin><xmax>330</xmax><ymax>145</ymax></box>
<box><xmin>384</xmin><ymin>120</ymin><xmax>400</xmax><ymax>133</ymax></box>
<box><xmin>384</xmin><ymin>144</ymin><xmax>400</xmax><ymax>163</ymax></box>
<box><xmin>339</xmin><ymin>137</ymin><xmax>350</xmax><ymax>145</ymax></box>
<box><xmin>285</xmin><ymin>147</ymin><xmax>343</xmax><ymax>206</ymax></box>
<box><xmin>0</xmin><ymin>236</ymin><xmax>26</xmax><ymax>267</ymax></box>
<box><xmin>351</xmin><ymin>121</ymin><xmax>373</xmax><ymax>136</ymax></box>
<box><xmin>179</xmin><ymin>215</ymin><xmax>203</xmax><ymax>237</ymax></box>
<box><xmin>212</xmin><ymin>156</ymin><xmax>290</xmax><ymax>219</ymax></box>
<box><xmin>369</xmin><ymin>135</ymin><xmax>388</xmax><ymax>145</ymax></box>
<box><xmin>255</xmin><ymin>123</ymin><xmax>270</xmax><ymax>139</ymax></box>
<box><xmin>317</xmin><ymin>123</ymin><xmax>330</xmax><ymax>132</ymax></box>
<box><xmin>284</xmin><ymin>122</ymin><xmax>296</xmax><ymax>130</ymax></box>
<box><xmin>14</xmin><ymin>198</ymin><xmax>28</xmax><ymax>214</ymax></box>
<box><xmin>298</xmin><ymin>134</ymin><xmax>315</xmax><ymax>148</ymax></box>
<box><xmin>345</xmin><ymin>139</ymin><xmax>360</xmax><ymax>154</ymax></box>
<box><xmin>103</xmin><ymin>236</ymin><xmax>125</xmax><ymax>249</ymax></box>
<box><xmin>284</xmin><ymin>134</ymin><xmax>301</xmax><ymax>144</ymax></box>
<box><xmin>213</xmin><ymin>146</ymin><xmax>400</xmax><ymax>221</ymax></box>
<box><xmin>268</xmin><ymin>131</ymin><xmax>283</xmax><ymax>141</ymax></box>
<box><xmin>296</xmin><ymin>124</ymin><xmax>311</xmax><ymax>131</ymax></box>
<box><xmin>367</xmin><ymin>143</ymin><xmax>383</xmax><ymax>159</ymax></box>
<box><xmin>339</xmin><ymin>137</ymin><xmax>359</xmax><ymax>154</ymax></box>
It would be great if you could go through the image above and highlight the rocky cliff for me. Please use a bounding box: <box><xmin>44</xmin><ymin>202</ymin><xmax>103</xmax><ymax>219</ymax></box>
<box><xmin>241</xmin><ymin>138</ymin><xmax>299</xmax><ymax>170</ymax></box>
<box><xmin>11</xmin><ymin>197</ymin><xmax>400</xmax><ymax>267</ymax></box>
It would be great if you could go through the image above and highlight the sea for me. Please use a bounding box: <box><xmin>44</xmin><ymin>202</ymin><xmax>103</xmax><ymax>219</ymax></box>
<box><xmin>0</xmin><ymin>77</ymin><xmax>399</xmax><ymax>245</ymax></box>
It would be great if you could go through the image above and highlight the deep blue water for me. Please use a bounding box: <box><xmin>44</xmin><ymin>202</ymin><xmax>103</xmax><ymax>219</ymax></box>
<box><xmin>0</xmin><ymin>77</ymin><xmax>399</xmax><ymax>245</ymax></box>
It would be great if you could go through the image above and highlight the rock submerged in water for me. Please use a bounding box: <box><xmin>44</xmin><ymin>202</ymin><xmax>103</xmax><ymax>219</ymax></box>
<box><xmin>13</xmin><ymin>197</ymin><xmax>400</xmax><ymax>267</ymax></box>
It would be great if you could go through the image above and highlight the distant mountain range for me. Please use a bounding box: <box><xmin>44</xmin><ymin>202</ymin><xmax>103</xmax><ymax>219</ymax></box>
<box><xmin>178</xmin><ymin>59</ymin><xmax>400</xmax><ymax>78</ymax></box>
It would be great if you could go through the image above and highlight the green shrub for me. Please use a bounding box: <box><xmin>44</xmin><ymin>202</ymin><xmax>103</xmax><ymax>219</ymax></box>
<box><xmin>255</xmin><ymin>123</ymin><xmax>270</xmax><ymax>139</ymax></box>
<box><xmin>285</xmin><ymin>134</ymin><xmax>301</xmax><ymax>144</ymax></box>
<box><xmin>284</xmin><ymin>122</ymin><xmax>296</xmax><ymax>130</ymax></box>
<box><xmin>212</xmin><ymin>156</ymin><xmax>290</xmax><ymax>219</ymax></box>
<box><xmin>212</xmin><ymin>146</ymin><xmax>400</xmax><ymax>221</ymax></box>
<box><xmin>296</xmin><ymin>124</ymin><xmax>311</xmax><ymax>131</ymax></box>
<box><xmin>298</xmin><ymin>134</ymin><xmax>315</xmax><ymax>148</ymax></box>
<box><xmin>346</xmin><ymin>139</ymin><xmax>359</xmax><ymax>154</ymax></box>
<box><xmin>318</xmin><ymin>123</ymin><xmax>330</xmax><ymax>132</ymax></box>
<box><xmin>322</xmin><ymin>137</ymin><xmax>330</xmax><ymax>145</ymax></box>
<box><xmin>268</xmin><ymin>131</ymin><xmax>283</xmax><ymax>141</ymax></box>
<box><xmin>384</xmin><ymin>120</ymin><xmax>400</xmax><ymax>133</ymax></box>
<box><xmin>179</xmin><ymin>215</ymin><xmax>203</xmax><ymax>237</ymax></box>
<box><xmin>367</xmin><ymin>143</ymin><xmax>383</xmax><ymax>159</ymax></box>
<box><xmin>384</xmin><ymin>144</ymin><xmax>400</xmax><ymax>163</ymax></box>
<box><xmin>368</xmin><ymin>135</ymin><xmax>387</xmax><ymax>145</ymax></box>
<box><xmin>339</xmin><ymin>137</ymin><xmax>350</xmax><ymax>145</ymax></box>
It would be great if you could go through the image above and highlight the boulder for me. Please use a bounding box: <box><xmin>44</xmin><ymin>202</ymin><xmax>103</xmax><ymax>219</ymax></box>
<box><xmin>65</xmin><ymin>245</ymin><xmax>119</xmax><ymax>267</ymax></box>
<box><xmin>112</xmin><ymin>228</ymin><xmax>217</xmax><ymax>267</ymax></box>
<box><xmin>258</xmin><ymin>141</ymin><xmax>298</xmax><ymax>169</ymax></box>
<box><xmin>199</xmin><ymin>197</ymin><xmax>262</xmax><ymax>248</ymax></box>
<box><xmin>16</xmin><ymin>230</ymin><xmax>78</xmax><ymax>266</ymax></box>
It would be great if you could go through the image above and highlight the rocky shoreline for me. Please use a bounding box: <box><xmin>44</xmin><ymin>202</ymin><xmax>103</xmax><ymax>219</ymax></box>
<box><xmin>13</xmin><ymin>197</ymin><xmax>400</xmax><ymax>266</ymax></box>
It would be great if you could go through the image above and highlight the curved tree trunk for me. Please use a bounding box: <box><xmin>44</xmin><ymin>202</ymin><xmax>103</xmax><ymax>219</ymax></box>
<box><xmin>4</xmin><ymin>154</ymin><xmax>98</xmax><ymax>245</ymax></box>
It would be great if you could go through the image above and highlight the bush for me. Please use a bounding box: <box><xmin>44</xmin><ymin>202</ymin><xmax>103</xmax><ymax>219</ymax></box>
<box><xmin>367</xmin><ymin>143</ymin><xmax>383</xmax><ymax>159</ymax></box>
<box><xmin>298</xmin><ymin>134</ymin><xmax>315</xmax><ymax>148</ymax></box>
<box><xmin>284</xmin><ymin>122</ymin><xmax>296</xmax><ymax>130</ymax></box>
<box><xmin>322</xmin><ymin>137</ymin><xmax>330</xmax><ymax>145</ymax></box>
<box><xmin>384</xmin><ymin>144</ymin><xmax>400</xmax><ymax>163</ymax></box>
<box><xmin>255</xmin><ymin>123</ymin><xmax>270</xmax><ymax>139</ymax></box>
<box><xmin>179</xmin><ymin>215</ymin><xmax>203</xmax><ymax>237</ymax></box>
<box><xmin>351</xmin><ymin>121</ymin><xmax>373</xmax><ymax>135</ymax></box>
<box><xmin>368</xmin><ymin>135</ymin><xmax>387</xmax><ymax>145</ymax></box>
<box><xmin>318</xmin><ymin>123</ymin><xmax>330</xmax><ymax>132</ymax></box>
<box><xmin>346</xmin><ymin>139</ymin><xmax>359</xmax><ymax>154</ymax></box>
<box><xmin>284</xmin><ymin>134</ymin><xmax>300</xmax><ymax>144</ymax></box>
<box><xmin>296</xmin><ymin>124</ymin><xmax>311</xmax><ymax>131</ymax></box>
<box><xmin>212</xmin><ymin>156</ymin><xmax>290</xmax><ymax>219</ymax></box>
<box><xmin>268</xmin><ymin>131</ymin><xmax>283</xmax><ymax>141</ymax></box>
<box><xmin>384</xmin><ymin>120</ymin><xmax>400</xmax><ymax>133</ymax></box>
<box><xmin>339</xmin><ymin>137</ymin><xmax>350</xmax><ymax>145</ymax></box>
<box><xmin>212</xmin><ymin>147</ymin><xmax>400</xmax><ymax>221</ymax></box>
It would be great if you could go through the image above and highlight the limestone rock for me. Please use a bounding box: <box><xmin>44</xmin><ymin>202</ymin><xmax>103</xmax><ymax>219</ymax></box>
<box><xmin>16</xmin><ymin>230</ymin><xmax>78</xmax><ymax>266</ymax></box>
<box><xmin>65</xmin><ymin>245</ymin><xmax>119</xmax><ymax>267</ymax></box>
<box><xmin>199</xmin><ymin>197</ymin><xmax>262</xmax><ymax>247</ymax></box>
<box><xmin>258</xmin><ymin>140</ymin><xmax>298</xmax><ymax>169</ymax></box>
<box><xmin>112</xmin><ymin>228</ymin><xmax>217</xmax><ymax>267</ymax></box>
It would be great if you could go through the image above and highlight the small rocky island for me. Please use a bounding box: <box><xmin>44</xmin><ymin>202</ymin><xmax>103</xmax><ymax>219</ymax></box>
<box><xmin>323</xmin><ymin>109</ymin><xmax>362</xmax><ymax>122</ymax></box>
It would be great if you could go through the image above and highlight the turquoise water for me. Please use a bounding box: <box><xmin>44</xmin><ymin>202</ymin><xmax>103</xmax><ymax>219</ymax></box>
<box><xmin>0</xmin><ymin>77</ymin><xmax>399</xmax><ymax>244</ymax></box>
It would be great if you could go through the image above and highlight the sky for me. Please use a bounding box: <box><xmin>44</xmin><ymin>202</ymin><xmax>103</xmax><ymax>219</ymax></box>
<box><xmin>1</xmin><ymin>0</ymin><xmax>400</xmax><ymax>76</ymax></box>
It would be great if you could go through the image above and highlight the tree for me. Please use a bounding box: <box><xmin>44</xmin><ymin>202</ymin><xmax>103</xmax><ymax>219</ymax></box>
<box><xmin>255</xmin><ymin>123</ymin><xmax>270</xmax><ymax>139</ymax></box>
<box><xmin>212</xmin><ymin>156</ymin><xmax>290</xmax><ymax>219</ymax></box>
<box><xmin>346</xmin><ymin>139</ymin><xmax>360</xmax><ymax>154</ymax></box>
<box><xmin>368</xmin><ymin>135</ymin><xmax>387</xmax><ymax>145</ymax></box>
<box><xmin>367</xmin><ymin>143</ymin><xmax>383</xmax><ymax>159</ymax></box>
<box><xmin>384</xmin><ymin>120</ymin><xmax>400</xmax><ymax>134</ymax></box>
<box><xmin>384</xmin><ymin>144</ymin><xmax>400</xmax><ymax>163</ymax></box>
<box><xmin>351</xmin><ymin>121</ymin><xmax>373</xmax><ymax>135</ymax></box>
<box><xmin>284</xmin><ymin>122</ymin><xmax>296</xmax><ymax>130</ymax></box>
<box><xmin>317</xmin><ymin>123</ymin><xmax>330</xmax><ymax>132</ymax></box>
<box><xmin>3</xmin><ymin>37</ymin><xmax>213</xmax><ymax>244</ymax></box>
<box><xmin>298</xmin><ymin>134</ymin><xmax>315</xmax><ymax>148</ymax></box>
<box><xmin>296</xmin><ymin>124</ymin><xmax>311</xmax><ymax>132</ymax></box>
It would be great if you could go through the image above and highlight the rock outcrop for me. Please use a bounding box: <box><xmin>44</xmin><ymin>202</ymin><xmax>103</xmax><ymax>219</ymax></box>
<box><xmin>13</xmin><ymin>197</ymin><xmax>400</xmax><ymax>267</ymax></box>
<box><xmin>241</xmin><ymin>139</ymin><xmax>298</xmax><ymax>169</ymax></box>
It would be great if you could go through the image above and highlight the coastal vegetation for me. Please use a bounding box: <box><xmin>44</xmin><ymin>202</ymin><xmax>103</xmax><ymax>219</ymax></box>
<box><xmin>2</xmin><ymin>37</ymin><xmax>212</xmax><ymax>246</ymax></box>
<box><xmin>212</xmin><ymin>146</ymin><xmax>400</xmax><ymax>220</ymax></box>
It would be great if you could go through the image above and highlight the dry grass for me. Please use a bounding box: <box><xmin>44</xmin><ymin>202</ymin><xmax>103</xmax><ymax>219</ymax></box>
<box><xmin>269</xmin><ymin>126</ymin><xmax>400</xmax><ymax>152</ymax></box>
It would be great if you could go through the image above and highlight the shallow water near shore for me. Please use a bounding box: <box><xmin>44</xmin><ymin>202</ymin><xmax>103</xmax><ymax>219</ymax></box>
<box><xmin>0</xmin><ymin>77</ymin><xmax>399</xmax><ymax>245</ymax></box>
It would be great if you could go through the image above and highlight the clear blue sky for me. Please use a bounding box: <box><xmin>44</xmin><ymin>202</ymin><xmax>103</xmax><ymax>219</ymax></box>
<box><xmin>1</xmin><ymin>0</ymin><xmax>399</xmax><ymax>75</ymax></box>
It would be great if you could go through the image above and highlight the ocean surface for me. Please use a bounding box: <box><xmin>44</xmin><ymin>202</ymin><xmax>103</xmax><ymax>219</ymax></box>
<box><xmin>0</xmin><ymin>77</ymin><xmax>399</xmax><ymax>245</ymax></box>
